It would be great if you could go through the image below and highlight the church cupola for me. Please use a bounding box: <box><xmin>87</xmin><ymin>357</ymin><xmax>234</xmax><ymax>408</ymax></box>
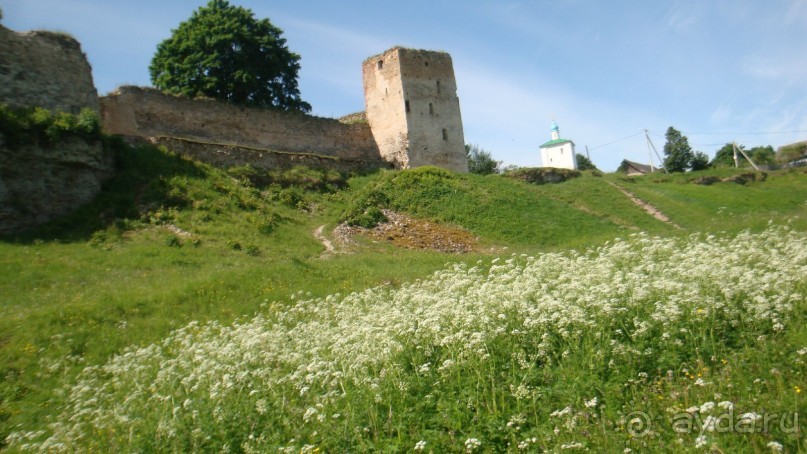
<box><xmin>550</xmin><ymin>120</ymin><xmax>560</xmax><ymax>140</ymax></box>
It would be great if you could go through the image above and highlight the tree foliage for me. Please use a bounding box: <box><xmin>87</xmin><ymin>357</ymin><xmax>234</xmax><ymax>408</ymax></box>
<box><xmin>576</xmin><ymin>153</ymin><xmax>598</xmax><ymax>171</ymax></box>
<box><xmin>465</xmin><ymin>144</ymin><xmax>501</xmax><ymax>175</ymax></box>
<box><xmin>711</xmin><ymin>143</ymin><xmax>738</xmax><ymax>168</ymax></box>
<box><xmin>776</xmin><ymin>142</ymin><xmax>807</xmax><ymax>163</ymax></box>
<box><xmin>712</xmin><ymin>143</ymin><xmax>776</xmax><ymax>168</ymax></box>
<box><xmin>747</xmin><ymin>146</ymin><xmax>776</xmax><ymax>166</ymax></box>
<box><xmin>662</xmin><ymin>127</ymin><xmax>694</xmax><ymax>172</ymax></box>
<box><xmin>149</xmin><ymin>0</ymin><xmax>310</xmax><ymax>112</ymax></box>
<box><xmin>690</xmin><ymin>151</ymin><xmax>711</xmax><ymax>171</ymax></box>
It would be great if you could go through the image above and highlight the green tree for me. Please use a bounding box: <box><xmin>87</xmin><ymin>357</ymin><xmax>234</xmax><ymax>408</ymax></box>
<box><xmin>712</xmin><ymin>143</ymin><xmax>775</xmax><ymax>168</ymax></box>
<box><xmin>576</xmin><ymin>153</ymin><xmax>598</xmax><ymax>171</ymax></box>
<box><xmin>747</xmin><ymin>146</ymin><xmax>775</xmax><ymax>166</ymax></box>
<box><xmin>776</xmin><ymin>142</ymin><xmax>807</xmax><ymax>163</ymax></box>
<box><xmin>711</xmin><ymin>143</ymin><xmax>738</xmax><ymax>167</ymax></box>
<box><xmin>465</xmin><ymin>144</ymin><xmax>500</xmax><ymax>175</ymax></box>
<box><xmin>662</xmin><ymin>126</ymin><xmax>694</xmax><ymax>172</ymax></box>
<box><xmin>690</xmin><ymin>151</ymin><xmax>710</xmax><ymax>171</ymax></box>
<box><xmin>616</xmin><ymin>159</ymin><xmax>631</xmax><ymax>173</ymax></box>
<box><xmin>149</xmin><ymin>0</ymin><xmax>310</xmax><ymax>112</ymax></box>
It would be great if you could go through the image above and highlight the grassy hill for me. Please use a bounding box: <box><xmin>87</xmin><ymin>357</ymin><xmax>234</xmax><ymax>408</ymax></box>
<box><xmin>1</xmin><ymin>142</ymin><xmax>806</xmax><ymax>451</ymax></box>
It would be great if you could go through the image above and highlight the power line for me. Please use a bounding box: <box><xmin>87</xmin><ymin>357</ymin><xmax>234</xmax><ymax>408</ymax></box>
<box><xmin>651</xmin><ymin>129</ymin><xmax>807</xmax><ymax>136</ymax></box>
<box><xmin>588</xmin><ymin>128</ymin><xmax>805</xmax><ymax>153</ymax></box>
<box><xmin>589</xmin><ymin>131</ymin><xmax>643</xmax><ymax>151</ymax></box>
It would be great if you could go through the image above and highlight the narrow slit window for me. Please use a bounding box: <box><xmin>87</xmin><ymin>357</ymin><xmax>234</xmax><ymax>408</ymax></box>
<box><xmin>429</xmin><ymin>103</ymin><xmax>434</xmax><ymax>115</ymax></box>
<box><xmin>377</xmin><ymin>60</ymin><xmax>383</xmax><ymax>70</ymax></box>
<box><xmin>442</xmin><ymin>128</ymin><xmax>448</xmax><ymax>140</ymax></box>
<box><xmin>436</xmin><ymin>80</ymin><xmax>441</xmax><ymax>94</ymax></box>
<box><xmin>405</xmin><ymin>100</ymin><xmax>410</xmax><ymax>113</ymax></box>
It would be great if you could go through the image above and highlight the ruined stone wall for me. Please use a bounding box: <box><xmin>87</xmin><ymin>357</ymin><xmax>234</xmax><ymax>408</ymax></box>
<box><xmin>0</xmin><ymin>24</ymin><xmax>99</xmax><ymax>113</ymax></box>
<box><xmin>151</xmin><ymin>137</ymin><xmax>390</xmax><ymax>173</ymax></box>
<box><xmin>362</xmin><ymin>47</ymin><xmax>467</xmax><ymax>173</ymax></box>
<box><xmin>0</xmin><ymin>134</ymin><xmax>112</xmax><ymax>234</ymax></box>
<box><xmin>101</xmin><ymin>86</ymin><xmax>386</xmax><ymax>171</ymax></box>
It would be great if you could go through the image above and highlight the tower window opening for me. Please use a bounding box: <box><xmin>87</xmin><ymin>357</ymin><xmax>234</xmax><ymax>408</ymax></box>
<box><xmin>436</xmin><ymin>80</ymin><xmax>441</xmax><ymax>94</ymax></box>
<box><xmin>377</xmin><ymin>60</ymin><xmax>383</xmax><ymax>70</ymax></box>
<box><xmin>425</xmin><ymin>61</ymin><xmax>429</xmax><ymax>67</ymax></box>
<box><xmin>442</xmin><ymin>128</ymin><xmax>448</xmax><ymax>140</ymax></box>
<box><xmin>405</xmin><ymin>100</ymin><xmax>410</xmax><ymax>113</ymax></box>
<box><xmin>429</xmin><ymin>103</ymin><xmax>434</xmax><ymax>115</ymax></box>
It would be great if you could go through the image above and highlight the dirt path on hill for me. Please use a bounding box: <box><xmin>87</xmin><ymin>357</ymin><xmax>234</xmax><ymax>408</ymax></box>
<box><xmin>314</xmin><ymin>225</ymin><xmax>335</xmax><ymax>255</ymax></box>
<box><xmin>609</xmin><ymin>182</ymin><xmax>682</xmax><ymax>229</ymax></box>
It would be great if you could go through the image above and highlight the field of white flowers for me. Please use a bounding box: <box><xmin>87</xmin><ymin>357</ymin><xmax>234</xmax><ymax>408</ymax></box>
<box><xmin>9</xmin><ymin>224</ymin><xmax>806</xmax><ymax>452</ymax></box>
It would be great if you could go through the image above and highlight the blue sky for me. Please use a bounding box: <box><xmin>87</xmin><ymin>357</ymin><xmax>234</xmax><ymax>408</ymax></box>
<box><xmin>4</xmin><ymin>0</ymin><xmax>807</xmax><ymax>170</ymax></box>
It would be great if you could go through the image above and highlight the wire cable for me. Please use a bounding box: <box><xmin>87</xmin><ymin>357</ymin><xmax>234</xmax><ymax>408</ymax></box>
<box><xmin>589</xmin><ymin>131</ymin><xmax>643</xmax><ymax>151</ymax></box>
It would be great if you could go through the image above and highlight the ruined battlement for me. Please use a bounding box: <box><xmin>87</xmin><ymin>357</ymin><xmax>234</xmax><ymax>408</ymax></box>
<box><xmin>100</xmin><ymin>86</ymin><xmax>385</xmax><ymax>171</ymax></box>
<box><xmin>0</xmin><ymin>24</ymin><xmax>99</xmax><ymax>113</ymax></box>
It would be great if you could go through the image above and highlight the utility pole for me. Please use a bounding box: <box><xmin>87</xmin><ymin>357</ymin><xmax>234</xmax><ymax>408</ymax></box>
<box><xmin>733</xmin><ymin>142</ymin><xmax>760</xmax><ymax>171</ymax></box>
<box><xmin>643</xmin><ymin>129</ymin><xmax>667</xmax><ymax>173</ymax></box>
<box><xmin>732</xmin><ymin>142</ymin><xmax>739</xmax><ymax>168</ymax></box>
<box><xmin>585</xmin><ymin>145</ymin><xmax>590</xmax><ymax>159</ymax></box>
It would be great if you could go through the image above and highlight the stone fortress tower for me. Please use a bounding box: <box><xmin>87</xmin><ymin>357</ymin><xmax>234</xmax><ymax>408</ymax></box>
<box><xmin>362</xmin><ymin>47</ymin><xmax>468</xmax><ymax>173</ymax></box>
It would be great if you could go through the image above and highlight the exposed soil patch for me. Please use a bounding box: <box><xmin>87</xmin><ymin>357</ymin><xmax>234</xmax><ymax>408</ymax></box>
<box><xmin>609</xmin><ymin>183</ymin><xmax>682</xmax><ymax>229</ymax></box>
<box><xmin>314</xmin><ymin>224</ymin><xmax>335</xmax><ymax>255</ymax></box>
<box><xmin>334</xmin><ymin>210</ymin><xmax>478</xmax><ymax>253</ymax></box>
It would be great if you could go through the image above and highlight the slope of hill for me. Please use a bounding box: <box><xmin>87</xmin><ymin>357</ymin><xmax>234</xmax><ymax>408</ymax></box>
<box><xmin>1</xmin><ymin>142</ymin><xmax>805</xmax><ymax>449</ymax></box>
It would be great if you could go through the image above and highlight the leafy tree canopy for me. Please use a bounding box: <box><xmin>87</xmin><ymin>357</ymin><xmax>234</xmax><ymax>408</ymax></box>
<box><xmin>711</xmin><ymin>143</ymin><xmax>738</xmax><ymax>167</ymax></box>
<box><xmin>690</xmin><ymin>151</ymin><xmax>710</xmax><ymax>171</ymax></box>
<box><xmin>576</xmin><ymin>153</ymin><xmax>598</xmax><ymax>171</ymax></box>
<box><xmin>777</xmin><ymin>142</ymin><xmax>807</xmax><ymax>163</ymax></box>
<box><xmin>149</xmin><ymin>0</ymin><xmax>311</xmax><ymax>112</ymax></box>
<box><xmin>465</xmin><ymin>144</ymin><xmax>501</xmax><ymax>175</ymax></box>
<box><xmin>747</xmin><ymin>146</ymin><xmax>776</xmax><ymax>166</ymax></box>
<box><xmin>662</xmin><ymin>127</ymin><xmax>694</xmax><ymax>172</ymax></box>
<box><xmin>712</xmin><ymin>143</ymin><xmax>775</xmax><ymax>168</ymax></box>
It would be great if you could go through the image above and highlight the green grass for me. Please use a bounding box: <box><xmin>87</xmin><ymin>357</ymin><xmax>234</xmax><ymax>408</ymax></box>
<box><xmin>606</xmin><ymin>168</ymin><xmax>807</xmax><ymax>232</ymax></box>
<box><xmin>1</xmin><ymin>140</ymin><xmax>806</xmax><ymax>450</ymax></box>
<box><xmin>342</xmin><ymin>167</ymin><xmax>645</xmax><ymax>250</ymax></box>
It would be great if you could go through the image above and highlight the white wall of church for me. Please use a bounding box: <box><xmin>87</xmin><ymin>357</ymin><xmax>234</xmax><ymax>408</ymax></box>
<box><xmin>541</xmin><ymin>143</ymin><xmax>577</xmax><ymax>169</ymax></box>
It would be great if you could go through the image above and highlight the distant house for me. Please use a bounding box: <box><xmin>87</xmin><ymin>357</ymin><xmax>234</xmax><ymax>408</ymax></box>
<box><xmin>620</xmin><ymin>160</ymin><xmax>656</xmax><ymax>176</ymax></box>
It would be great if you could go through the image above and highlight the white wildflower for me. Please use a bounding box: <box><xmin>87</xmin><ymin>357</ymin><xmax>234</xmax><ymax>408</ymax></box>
<box><xmin>767</xmin><ymin>441</ymin><xmax>783</xmax><ymax>452</ymax></box>
<box><xmin>464</xmin><ymin>437</ymin><xmax>481</xmax><ymax>452</ymax></box>
<box><xmin>699</xmin><ymin>401</ymin><xmax>715</xmax><ymax>413</ymax></box>
<box><xmin>551</xmin><ymin>406</ymin><xmax>572</xmax><ymax>418</ymax></box>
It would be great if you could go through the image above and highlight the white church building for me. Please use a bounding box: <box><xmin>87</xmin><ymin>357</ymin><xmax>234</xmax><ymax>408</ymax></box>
<box><xmin>539</xmin><ymin>121</ymin><xmax>578</xmax><ymax>170</ymax></box>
